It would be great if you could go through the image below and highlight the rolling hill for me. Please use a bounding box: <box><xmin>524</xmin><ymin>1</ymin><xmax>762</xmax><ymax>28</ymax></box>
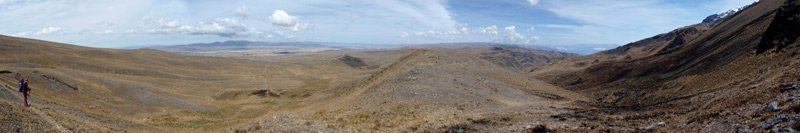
<box><xmin>0</xmin><ymin>34</ymin><xmax>578</xmax><ymax>132</ymax></box>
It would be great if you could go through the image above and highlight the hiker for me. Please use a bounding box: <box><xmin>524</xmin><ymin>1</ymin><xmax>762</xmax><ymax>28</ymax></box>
<box><xmin>18</xmin><ymin>78</ymin><xmax>30</xmax><ymax>107</ymax></box>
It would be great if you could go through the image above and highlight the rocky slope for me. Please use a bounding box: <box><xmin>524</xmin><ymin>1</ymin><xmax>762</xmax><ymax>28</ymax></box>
<box><xmin>531</xmin><ymin>0</ymin><xmax>800</xmax><ymax>132</ymax></box>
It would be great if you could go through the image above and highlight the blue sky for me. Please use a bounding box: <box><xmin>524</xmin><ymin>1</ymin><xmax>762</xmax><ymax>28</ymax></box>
<box><xmin>0</xmin><ymin>0</ymin><xmax>757</xmax><ymax>52</ymax></box>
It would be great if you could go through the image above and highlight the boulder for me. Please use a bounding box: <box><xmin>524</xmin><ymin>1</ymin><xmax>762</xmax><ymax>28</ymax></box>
<box><xmin>638</xmin><ymin>121</ymin><xmax>666</xmax><ymax>131</ymax></box>
<box><xmin>780</xmin><ymin>81</ymin><xmax>798</xmax><ymax>92</ymax></box>
<box><xmin>769</xmin><ymin>101</ymin><xmax>782</xmax><ymax>111</ymax></box>
<box><xmin>755</xmin><ymin>114</ymin><xmax>791</xmax><ymax>129</ymax></box>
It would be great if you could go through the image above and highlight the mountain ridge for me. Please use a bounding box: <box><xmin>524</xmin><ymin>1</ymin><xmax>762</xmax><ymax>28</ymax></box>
<box><xmin>530</xmin><ymin>0</ymin><xmax>800</xmax><ymax>131</ymax></box>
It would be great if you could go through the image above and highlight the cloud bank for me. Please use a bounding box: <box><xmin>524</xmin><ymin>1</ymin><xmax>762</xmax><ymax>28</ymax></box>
<box><xmin>143</xmin><ymin>17</ymin><xmax>260</xmax><ymax>38</ymax></box>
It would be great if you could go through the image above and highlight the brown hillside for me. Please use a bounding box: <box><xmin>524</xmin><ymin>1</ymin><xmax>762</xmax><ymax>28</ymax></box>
<box><xmin>531</xmin><ymin>0</ymin><xmax>800</xmax><ymax>132</ymax></box>
<box><xmin>0</xmin><ymin>34</ymin><xmax>578</xmax><ymax>132</ymax></box>
<box><xmin>0</xmin><ymin>34</ymin><xmax>407</xmax><ymax>132</ymax></box>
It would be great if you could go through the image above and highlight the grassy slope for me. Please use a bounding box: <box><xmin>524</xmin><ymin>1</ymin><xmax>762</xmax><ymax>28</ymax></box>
<box><xmin>0</xmin><ymin>35</ymin><xmax>580</xmax><ymax>132</ymax></box>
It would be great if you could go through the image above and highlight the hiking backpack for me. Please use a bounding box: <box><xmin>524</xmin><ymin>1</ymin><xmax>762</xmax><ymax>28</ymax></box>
<box><xmin>18</xmin><ymin>80</ymin><xmax>28</xmax><ymax>92</ymax></box>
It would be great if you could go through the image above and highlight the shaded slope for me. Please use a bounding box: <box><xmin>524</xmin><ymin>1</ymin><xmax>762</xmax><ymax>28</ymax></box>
<box><xmin>534</xmin><ymin>0</ymin><xmax>786</xmax><ymax>104</ymax></box>
<box><xmin>528</xmin><ymin>7</ymin><xmax>740</xmax><ymax>82</ymax></box>
<box><xmin>479</xmin><ymin>46</ymin><xmax>575</xmax><ymax>72</ymax></box>
<box><xmin>603</xmin><ymin>24</ymin><xmax>710</xmax><ymax>60</ymax></box>
<box><xmin>530</xmin><ymin>23</ymin><xmax>713</xmax><ymax>87</ymax></box>
<box><xmin>757</xmin><ymin>0</ymin><xmax>800</xmax><ymax>54</ymax></box>
<box><xmin>332</xmin><ymin>55</ymin><xmax>370</xmax><ymax>69</ymax></box>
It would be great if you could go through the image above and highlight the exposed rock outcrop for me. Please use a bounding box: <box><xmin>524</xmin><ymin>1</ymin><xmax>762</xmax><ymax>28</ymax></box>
<box><xmin>756</xmin><ymin>0</ymin><xmax>800</xmax><ymax>54</ymax></box>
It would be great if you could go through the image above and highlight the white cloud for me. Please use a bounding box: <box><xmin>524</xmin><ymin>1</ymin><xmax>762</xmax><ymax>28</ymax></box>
<box><xmin>290</xmin><ymin>23</ymin><xmax>314</xmax><ymax>31</ymax></box>
<box><xmin>540</xmin><ymin>24</ymin><xmax>582</xmax><ymax>30</ymax></box>
<box><xmin>501</xmin><ymin>26</ymin><xmax>537</xmax><ymax>44</ymax></box>
<box><xmin>144</xmin><ymin>17</ymin><xmax>260</xmax><ymax>38</ymax></box>
<box><xmin>235</xmin><ymin>5</ymin><xmax>248</xmax><ymax>18</ymax></box>
<box><xmin>14</xmin><ymin>32</ymin><xmax>28</xmax><ymax>36</ymax></box>
<box><xmin>94</xmin><ymin>30</ymin><xmax>114</xmax><ymax>35</ymax></box>
<box><xmin>477</xmin><ymin>25</ymin><xmax>499</xmax><ymax>35</ymax></box>
<box><xmin>504</xmin><ymin>26</ymin><xmax>523</xmax><ymax>42</ymax></box>
<box><xmin>269</xmin><ymin>10</ymin><xmax>297</xmax><ymax>27</ymax></box>
<box><xmin>36</xmin><ymin>27</ymin><xmax>61</xmax><ymax>35</ymax></box>
<box><xmin>268</xmin><ymin>10</ymin><xmax>313</xmax><ymax>31</ymax></box>
<box><xmin>16</xmin><ymin>26</ymin><xmax>62</xmax><ymax>36</ymax></box>
<box><xmin>593</xmin><ymin>47</ymin><xmax>608</xmax><ymax>51</ymax></box>
<box><xmin>527</xmin><ymin>0</ymin><xmax>539</xmax><ymax>5</ymax></box>
<box><xmin>408</xmin><ymin>24</ymin><xmax>498</xmax><ymax>37</ymax></box>
<box><xmin>404</xmin><ymin>24</ymin><xmax>537</xmax><ymax>44</ymax></box>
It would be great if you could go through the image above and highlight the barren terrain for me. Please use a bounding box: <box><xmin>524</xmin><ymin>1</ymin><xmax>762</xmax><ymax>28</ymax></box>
<box><xmin>0</xmin><ymin>36</ymin><xmax>581</xmax><ymax>132</ymax></box>
<box><xmin>2</xmin><ymin>0</ymin><xmax>800</xmax><ymax>132</ymax></box>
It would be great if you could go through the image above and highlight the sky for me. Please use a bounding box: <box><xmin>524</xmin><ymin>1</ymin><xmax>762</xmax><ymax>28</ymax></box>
<box><xmin>0</xmin><ymin>0</ymin><xmax>758</xmax><ymax>52</ymax></box>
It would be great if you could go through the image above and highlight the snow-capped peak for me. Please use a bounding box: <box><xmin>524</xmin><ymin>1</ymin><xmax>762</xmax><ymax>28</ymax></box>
<box><xmin>702</xmin><ymin>9</ymin><xmax>738</xmax><ymax>24</ymax></box>
<box><xmin>702</xmin><ymin>1</ymin><xmax>759</xmax><ymax>24</ymax></box>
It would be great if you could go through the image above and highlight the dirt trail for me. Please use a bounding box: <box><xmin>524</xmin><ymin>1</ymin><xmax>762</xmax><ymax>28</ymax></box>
<box><xmin>1</xmin><ymin>85</ymin><xmax>71</xmax><ymax>133</ymax></box>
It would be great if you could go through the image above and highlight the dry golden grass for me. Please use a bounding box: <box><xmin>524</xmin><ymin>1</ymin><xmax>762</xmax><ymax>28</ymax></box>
<box><xmin>0</xmin><ymin>35</ymin><xmax>580</xmax><ymax>132</ymax></box>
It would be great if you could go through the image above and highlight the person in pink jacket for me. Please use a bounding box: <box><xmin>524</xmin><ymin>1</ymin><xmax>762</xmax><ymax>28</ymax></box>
<box><xmin>18</xmin><ymin>78</ymin><xmax>30</xmax><ymax>107</ymax></box>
